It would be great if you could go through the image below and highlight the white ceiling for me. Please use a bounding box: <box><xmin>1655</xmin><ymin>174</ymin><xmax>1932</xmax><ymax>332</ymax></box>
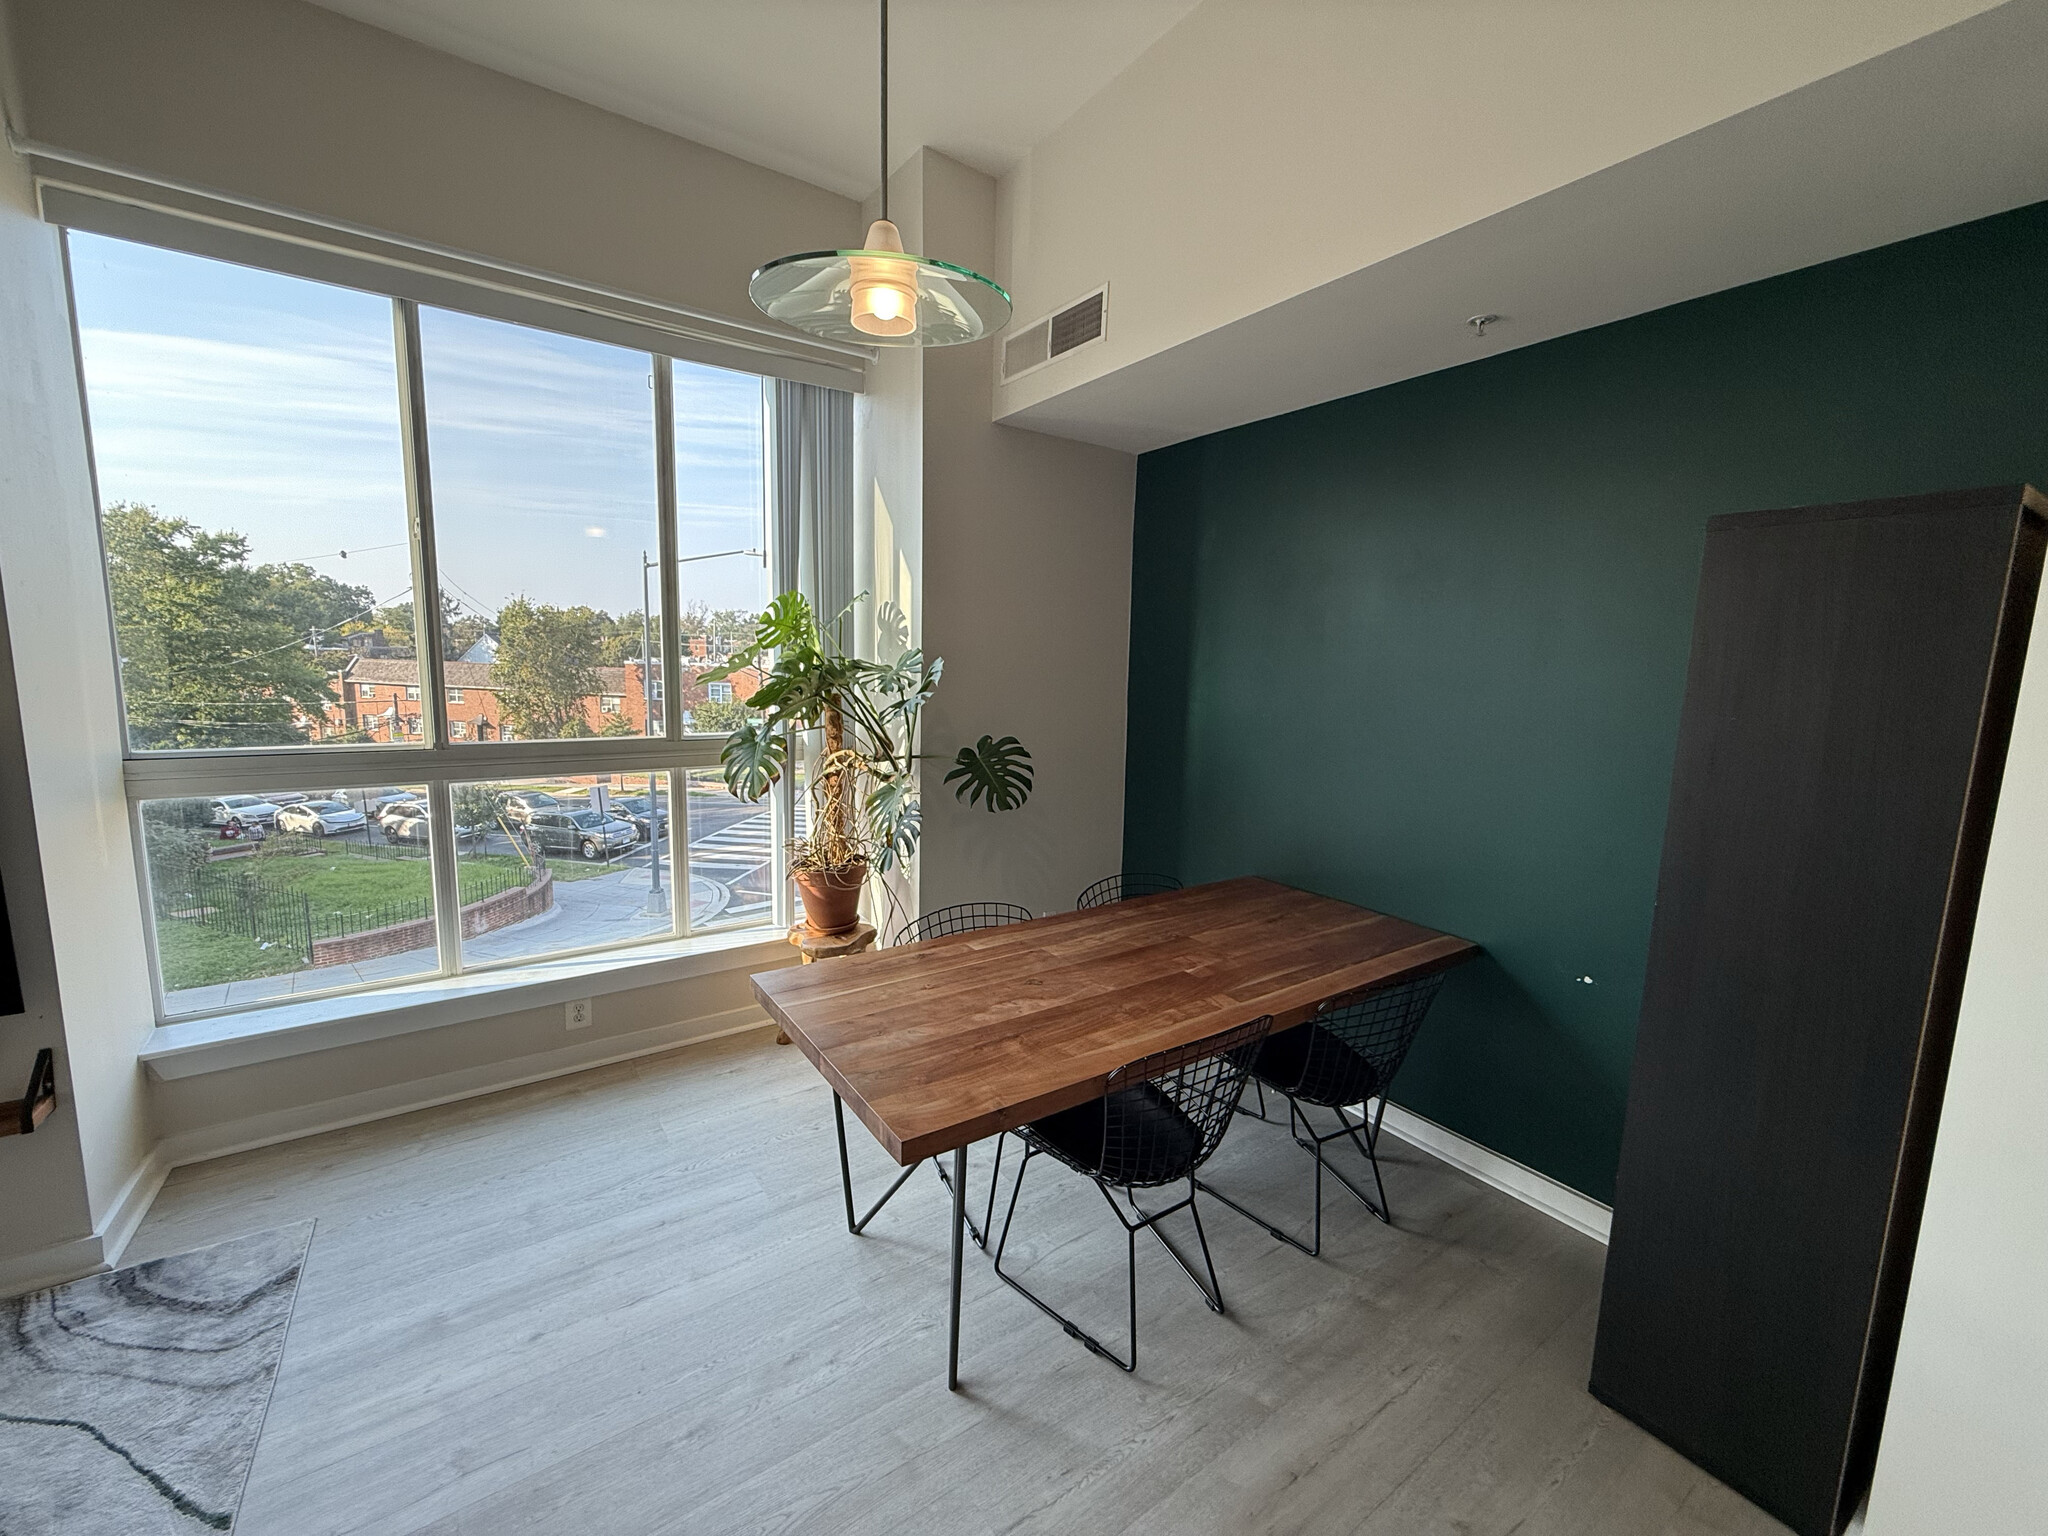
<box><xmin>307</xmin><ymin>0</ymin><xmax>1201</xmax><ymax>199</ymax></box>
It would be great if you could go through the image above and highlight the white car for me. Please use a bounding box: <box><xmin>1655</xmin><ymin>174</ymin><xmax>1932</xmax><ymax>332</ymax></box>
<box><xmin>382</xmin><ymin>805</ymin><xmax>482</xmax><ymax>846</ymax></box>
<box><xmin>276</xmin><ymin>799</ymin><xmax>369</xmax><ymax>837</ymax></box>
<box><xmin>207</xmin><ymin>794</ymin><xmax>281</xmax><ymax>828</ymax></box>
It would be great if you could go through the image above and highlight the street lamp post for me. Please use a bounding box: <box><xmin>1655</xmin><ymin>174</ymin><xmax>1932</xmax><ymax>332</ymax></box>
<box><xmin>643</xmin><ymin>545</ymin><xmax>764</xmax><ymax>925</ymax></box>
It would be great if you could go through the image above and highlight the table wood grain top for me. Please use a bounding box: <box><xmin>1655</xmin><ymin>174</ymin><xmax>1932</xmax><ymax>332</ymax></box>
<box><xmin>751</xmin><ymin>877</ymin><xmax>1479</xmax><ymax>1164</ymax></box>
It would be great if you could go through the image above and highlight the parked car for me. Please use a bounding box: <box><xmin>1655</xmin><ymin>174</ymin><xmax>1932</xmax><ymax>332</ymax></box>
<box><xmin>613</xmin><ymin>793</ymin><xmax>669</xmax><ymax>843</ymax></box>
<box><xmin>277</xmin><ymin>799</ymin><xmax>369</xmax><ymax>837</ymax></box>
<box><xmin>330</xmin><ymin>787</ymin><xmax>413</xmax><ymax>816</ymax></box>
<box><xmin>382</xmin><ymin>804</ymin><xmax>482</xmax><ymax>847</ymax></box>
<box><xmin>501</xmin><ymin>791</ymin><xmax>563</xmax><ymax>827</ymax></box>
<box><xmin>206</xmin><ymin>794</ymin><xmax>281</xmax><ymax>828</ymax></box>
<box><xmin>524</xmin><ymin>809</ymin><xmax>637</xmax><ymax>860</ymax></box>
<box><xmin>376</xmin><ymin>797</ymin><xmax>427</xmax><ymax>828</ymax></box>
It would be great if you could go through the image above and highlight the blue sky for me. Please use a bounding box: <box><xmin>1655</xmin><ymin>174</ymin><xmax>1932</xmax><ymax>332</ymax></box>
<box><xmin>68</xmin><ymin>232</ymin><xmax>769</xmax><ymax>625</ymax></box>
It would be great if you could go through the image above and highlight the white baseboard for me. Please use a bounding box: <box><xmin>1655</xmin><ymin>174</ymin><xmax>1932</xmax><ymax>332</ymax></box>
<box><xmin>1375</xmin><ymin>1101</ymin><xmax>1613</xmax><ymax>1244</ymax></box>
<box><xmin>159</xmin><ymin>1005</ymin><xmax>776</xmax><ymax>1168</ymax></box>
<box><xmin>98</xmin><ymin>1145</ymin><xmax>172</xmax><ymax>1268</ymax></box>
<box><xmin>0</xmin><ymin>1146</ymin><xmax>172</xmax><ymax>1297</ymax></box>
<box><xmin>0</xmin><ymin>1234</ymin><xmax>106</xmax><ymax>1298</ymax></box>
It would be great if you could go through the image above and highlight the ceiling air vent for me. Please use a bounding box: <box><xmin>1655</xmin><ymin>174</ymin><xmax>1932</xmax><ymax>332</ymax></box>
<box><xmin>999</xmin><ymin>284</ymin><xmax>1108</xmax><ymax>384</ymax></box>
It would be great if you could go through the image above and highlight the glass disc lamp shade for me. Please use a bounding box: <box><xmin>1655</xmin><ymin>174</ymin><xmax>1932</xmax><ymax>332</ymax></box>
<box><xmin>749</xmin><ymin>3</ymin><xmax>1010</xmax><ymax>348</ymax></box>
<box><xmin>750</xmin><ymin>223</ymin><xmax>1010</xmax><ymax>347</ymax></box>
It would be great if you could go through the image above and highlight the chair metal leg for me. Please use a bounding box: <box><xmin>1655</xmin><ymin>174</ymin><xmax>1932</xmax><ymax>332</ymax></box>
<box><xmin>1234</xmin><ymin>1077</ymin><xmax>1275</xmax><ymax>1123</ymax></box>
<box><xmin>1293</xmin><ymin>1101</ymin><xmax>1392</xmax><ymax>1224</ymax></box>
<box><xmin>835</xmin><ymin>1091</ymin><xmax>922</xmax><ymax>1235</ymax></box>
<box><xmin>1200</xmin><ymin>1091</ymin><xmax>1398</xmax><ymax>1253</ymax></box>
<box><xmin>993</xmin><ymin>1151</ymin><xmax>1228</xmax><ymax>1373</ymax></box>
<box><xmin>931</xmin><ymin>1134</ymin><xmax>1001</xmax><ymax>1250</ymax></box>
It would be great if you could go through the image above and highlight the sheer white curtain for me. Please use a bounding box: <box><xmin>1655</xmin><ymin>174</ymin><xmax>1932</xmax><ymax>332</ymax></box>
<box><xmin>767</xmin><ymin>379</ymin><xmax>855</xmax><ymax>633</ymax></box>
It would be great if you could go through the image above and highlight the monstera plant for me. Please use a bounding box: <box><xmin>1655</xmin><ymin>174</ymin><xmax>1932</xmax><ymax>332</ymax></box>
<box><xmin>701</xmin><ymin>592</ymin><xmax>1033</xmax><ymax>935</ymax></box>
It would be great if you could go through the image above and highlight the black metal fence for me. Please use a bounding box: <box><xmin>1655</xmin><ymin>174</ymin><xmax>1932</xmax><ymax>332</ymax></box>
<box><xmin>151</xmin><ymin>854</ymin><xmax>531</xmax><ymax>963</ymax></box>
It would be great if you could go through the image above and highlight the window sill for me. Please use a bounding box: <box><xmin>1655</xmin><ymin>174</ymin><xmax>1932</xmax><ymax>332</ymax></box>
<box><xmin>140</xmin><ymin>927</ymin><xmax>793</xmax><ymax>1081</ymax></box>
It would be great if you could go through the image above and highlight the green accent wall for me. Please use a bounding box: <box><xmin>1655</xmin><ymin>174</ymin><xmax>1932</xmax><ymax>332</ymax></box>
<box><xmin>1124</xmin><ymin>200</ymin><xmax>2048</xmax><ymax>1203</ymax></box>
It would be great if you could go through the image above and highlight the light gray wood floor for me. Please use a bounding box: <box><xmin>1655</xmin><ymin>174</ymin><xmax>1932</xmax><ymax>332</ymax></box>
<box><xmin>129</xmin><ymin>1029</ymin><xmax>1791</xmax><ymax>1536</ymax></box>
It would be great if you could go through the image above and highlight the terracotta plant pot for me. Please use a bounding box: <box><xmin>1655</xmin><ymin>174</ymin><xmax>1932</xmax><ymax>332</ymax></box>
<box><xmin>793</xmin><ymin>861</ymin><xmax>867</xmax><ymax>936</ymax></box>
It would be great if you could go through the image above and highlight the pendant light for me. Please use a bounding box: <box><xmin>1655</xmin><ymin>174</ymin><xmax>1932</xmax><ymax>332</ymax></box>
<box><xmin>749</xmin><ymin>0</ymin><xmax>1010</xmax><ymax>348</ymax></box>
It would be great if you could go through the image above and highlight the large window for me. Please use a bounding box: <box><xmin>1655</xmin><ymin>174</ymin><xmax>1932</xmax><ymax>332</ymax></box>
<box><xmin>67</xmin><ymin>232</ymin><xmax>786</xmax><ymax>1021</ymax></box>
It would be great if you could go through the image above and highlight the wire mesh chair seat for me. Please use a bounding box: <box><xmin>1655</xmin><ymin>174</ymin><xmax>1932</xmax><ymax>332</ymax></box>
<box><xmin>832</xmin><ymin>900</ymin><xmax>1037</xmax><ymax>1249</ymax></box>
<box><xmin>1202</xmin><ymin>973</ymin><xmax>1448</xmax><ymax>1256</ymax></box>
<box><xmin>1074</xmin><ymin>872</ymin><xmax>1183</xmax><ymax>910</ymax></box>
<box><xmin>994</xmin><ymin>1015</ymin><xmax>1272</xmax><ymax>1373</ymax></box>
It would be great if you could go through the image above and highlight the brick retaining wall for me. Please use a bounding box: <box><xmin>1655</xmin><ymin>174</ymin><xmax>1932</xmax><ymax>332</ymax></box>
<box><xmin>310</xmin><ymin>866</ymin><xmax>554</xmax><ymax>967</ymax></box>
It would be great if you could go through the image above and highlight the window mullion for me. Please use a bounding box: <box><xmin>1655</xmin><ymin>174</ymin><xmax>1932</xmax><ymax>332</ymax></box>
<box><xmin>394</xmin><ymin>298</ymin><xmax>461</xmax><ymax>977</ymax></box>
<box><xmin>393</xmin><ymin>297</ymin><xmax>451</xmax><ymax>747</ymax></box>
<box><xmin>653</xmin><ymin>356</ymin><xmax>685</xmax><ymax>743</ymax></box>
<box><xmin>425</xmin><ymin>781</ymin><xmax>465</xmax><ymax>977</ymax></box>
<box><xmin>673</xmin><ymin>765</ymin><xmax>694</xmax><ymax>939</ymax></box>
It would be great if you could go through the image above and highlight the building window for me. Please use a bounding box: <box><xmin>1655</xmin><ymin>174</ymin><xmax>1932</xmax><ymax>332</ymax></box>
<box><xmin>65</xmin><ymin>231</ymin><xmax>787</xmax><ymax>1023</ymax></box>
<box><xmin>706</xmin><ymin>681</ymin><xmax>734</xmax><ymax>704</ymax></box>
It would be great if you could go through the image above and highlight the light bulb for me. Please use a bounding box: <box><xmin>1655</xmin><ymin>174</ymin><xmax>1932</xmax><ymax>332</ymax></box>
<box><xmin>847</xmin><ymin>218</ymin><xmax>919</xmax><ymax>338</ymax></box>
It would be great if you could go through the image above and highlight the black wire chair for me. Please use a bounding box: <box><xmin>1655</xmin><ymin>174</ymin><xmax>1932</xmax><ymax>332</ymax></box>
<box><xmin>993</xmin><ymin>1014</ymin><xmax>1273</xmax><ymax>1372</ymax></box>
<box><xmin>896</xmin><ymin>900</ymin><xmax>1035</xmax><ymax>945</ymax></box>
<box><xmin>1199</xmin><ymin>973</ymin><xmax>1447</xmax><ymax>1256</ymax></box>
<box><xmin>832</xmin><ymin>900</ymin><xmax>1037</xmax><ymax>1249</ymax></box>
<box><xmin>1074</xmin><ymin>873</ymin><xmax>1183</xmax><ymax>910</ymax></box>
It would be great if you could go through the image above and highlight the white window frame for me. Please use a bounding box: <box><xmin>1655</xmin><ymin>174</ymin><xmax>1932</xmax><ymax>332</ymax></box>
<box><xmin>69</xmin><ymin>252</ymin><xmax>796</xmax><ymax>1027</ymax></box>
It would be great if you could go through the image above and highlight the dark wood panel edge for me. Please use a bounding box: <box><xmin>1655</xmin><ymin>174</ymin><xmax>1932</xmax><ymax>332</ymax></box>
<box><xmin>1588</xmin><ymin>1381</ymin><xmax>1818</xmax><ymax>1536</ymax></box>
<box><xmin>1834</xmin><ymin>492</ymin><xmax>2048</xmax><ymax>1528</ymax></box>
<box><xmin>1706</xmin><ymin>483</ymin><xmax>2033</xmax><ymax>532</ymax></box>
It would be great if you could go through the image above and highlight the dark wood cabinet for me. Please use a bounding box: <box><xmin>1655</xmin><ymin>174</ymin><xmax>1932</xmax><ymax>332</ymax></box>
<box><xmin>1591</xmin><ymin>485</ymin><xmax>2046</xmax><ymax>1536</ymax></box>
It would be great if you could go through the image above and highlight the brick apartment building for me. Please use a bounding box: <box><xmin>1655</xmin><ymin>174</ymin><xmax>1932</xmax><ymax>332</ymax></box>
<box><xmin>322</xmin><ymin>655</ymin><xmax>760</xmax><ymax>743</ymax></box>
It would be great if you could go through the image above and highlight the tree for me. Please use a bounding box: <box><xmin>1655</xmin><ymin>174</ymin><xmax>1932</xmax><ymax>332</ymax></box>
<box><xmin>495</xmin><ymin>597</ymin><xmax>604</xmax><ymax>739</ymax></box>
<box><xmin>688</xmin><ymin>696</ymin><xmax>749</xmax><ymax>735</ymax></box>
<box><xmin>254</xmin><ymin>561</ymin><xmax>374</xmax><ymax>643</ymax></box>
<box><xmin>595</xmin><ymin>609</ymin><xmax>662</xmax><ymax>667</ymax></box>
<box><xmin>599</xmin><ymin>710</ymin><xmax>640</xmax><ymax>736</ymax></box>
<box><xmin>450</xmin><ymin>782</ymin><xmax>508</xmax><ymax>842</ymax></box>
<box><xmin>103</xmin><ymin>503</ymin><xmax>335</xmax><ymax>749</ymax></box>
<box><xmin>345</xmin><ymin>589</ymin><xmax>492</xmax><ymax>660</ymax></box>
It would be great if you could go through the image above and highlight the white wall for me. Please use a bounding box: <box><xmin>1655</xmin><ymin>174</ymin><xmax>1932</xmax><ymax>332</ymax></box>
<box><xmin>1861</xmin><ymin>572</ymin><xmax>2048</xmax><ymax>1535</ymax></box>
<box><xmin>912</xmin><ymin>151</ymin><xmax>1136</xmax><ymax>918</ymax></box>
<box><xmin>991</xmin><ymin>0</ymin><xmax>2008</xmax><ymax>430</ymax></box>
<box><xmin>0</xmin><ymin>25</ymin><xmax>155</xmax><ymax>1285</ymax></box>
<box><xmin>4</xmin><ymin>0</ymin><xmax>859</xmax><ymax>329</ymax></box>
<box><xmin>0</xmin><ymin>0</ymin><xmax>834</xmax><ymax>1275</ymax></box>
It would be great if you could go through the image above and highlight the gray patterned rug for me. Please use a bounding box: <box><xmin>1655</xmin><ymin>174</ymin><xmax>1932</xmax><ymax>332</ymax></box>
<box><xmin>0</xmin><ymin>1222</ymin><xmax>313</xmax><ymax>1534</ymax></box>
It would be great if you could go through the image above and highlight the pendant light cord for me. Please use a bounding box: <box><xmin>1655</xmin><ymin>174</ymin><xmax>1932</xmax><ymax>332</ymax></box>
<box><xmin>879</xmin><ymin>0</ymin><xmax>889</xmax><ymax>224</ymax></box>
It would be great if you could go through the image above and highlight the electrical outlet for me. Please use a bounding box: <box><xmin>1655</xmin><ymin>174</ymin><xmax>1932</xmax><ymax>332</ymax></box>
<box><xmin>565</xmin><ymin>998</ymin><xmax>592</xmax><ymax>1030</ymax></box>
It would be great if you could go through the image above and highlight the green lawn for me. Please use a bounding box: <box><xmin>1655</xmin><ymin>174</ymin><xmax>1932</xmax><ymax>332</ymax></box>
<box><xmin>157</xmin><ymin>920</ymin><xmax>309</xmax><ymax>993</ymax></box>
<box><xmin>158</xmin><ymin>843</ymin><xmax>637</xmax><ymax>995</ymax></box>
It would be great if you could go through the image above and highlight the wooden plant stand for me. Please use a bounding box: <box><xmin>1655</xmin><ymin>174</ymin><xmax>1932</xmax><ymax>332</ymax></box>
<box><xmin>777</xmin><ymin>922</ymin><xmax>879</xmax><ymax>1043</ymax></box>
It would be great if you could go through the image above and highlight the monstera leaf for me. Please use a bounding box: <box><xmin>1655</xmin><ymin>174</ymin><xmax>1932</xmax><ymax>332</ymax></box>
<box><xmin>718</xmin><ymin>717</ymin><xmax>786</xmax><ymax>802</ymax></box>
<box><xmin>701</xmin><ymin>591</ymin><xmax>818</xmax><ymax>685</ymax></box>
<box><xmin>865</xmin><ymin>777</ymin><xmax>922</xmax><ymax>871</ymax></box>
<box><xmin>944</xmin><ymin>735</ymin><xmax>1035</xmax><ymax>812</ymax></box>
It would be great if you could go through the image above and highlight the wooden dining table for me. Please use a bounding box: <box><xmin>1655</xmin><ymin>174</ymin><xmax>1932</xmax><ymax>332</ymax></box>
<box><xmin>750</xmin><ymin>876</ymin><xmax>1480</xmax><ymax>1389</ymax></box>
